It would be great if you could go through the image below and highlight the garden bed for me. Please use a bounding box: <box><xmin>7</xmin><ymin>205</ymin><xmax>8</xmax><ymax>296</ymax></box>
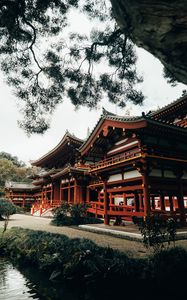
<box><xmin>0</xmin><ymin>227</ymin><xmax>187</xmax><ymax>299</ymax></box>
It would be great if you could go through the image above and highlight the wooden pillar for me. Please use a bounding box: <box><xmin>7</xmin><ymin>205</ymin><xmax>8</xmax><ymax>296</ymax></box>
<box><xmin>74</xmin><ymin>180</ymin><xmax>77</xmax><ymax>204</ymax></box>
<box><xmin>79</xmin><ymin>186</ymin><xmax>83</xmax><ymax>203</ymax></box>
<box><xmin>139</xmin><ymin>193</ymin><xmax>143</xmax><ymax>211</ymax></box>
<box><xmin>60</xmin><ymin>185</ymin><xmax>63</xmax><ymax>204</ymax></box>
<box><xmin>109</xmin><ymin>193</ymin><xmax>112</xmax><ymax>206</ymax></box>
<box><xmin>53</xmin><ymin>181</ymin><xmax>61</xmax><ymax>205</ymax></box>
<box><xmin>142</xmin><ymin>172</ymin><xmax>150</xmax><ymax>217</ymax></box>
<box><xmin>42</xmin><ymin>187</ymin><xmax>44</xmax><ymax>204</ymax></box>
<box><xmin>151</xmin><ymin>196</ymin><xmax>155</xmax><ymax>210</ymax></box>
<box><xmin>45</xmin><ymin>188</ymin><xmax>47</xmax><ymax>203</ymax></box>
<box><xmin>22</xmin><ymin>194</ymin><xmax>25</xmax><ymax>208</ymax></box>
<box><xmin>169</xmin><ymin>195</ymin><xmax>174</xmax><ymax>212</ymax></box>
<box><xmin>60</xmin><ymin>183</ymin><xmax>62</xmax><ymax>204</ymax></box>
<box><xmin>160</xmin><ymin>193</ymin><xmax>165</xmax><ymax>211</ymax></box>
<box><xmin>50</xmin><ymin>185</ymin><xmax>53</xmax><ymax>202</ymax></box>
<box><xmin>124</xmin><ymin>194</ymin><xmax>127</xmax><ymax>205</ymax></box>
<box><xmin>134</xmin><ymin>192</ymin><xmax>140</xmax><ymax>212</ymax></box>
<box><xmin>86</xmin><ymin>187</ymin><xmax>90</xmax><ymax>203</ymax></box>
<box><xmin>68</xmin><ymin>181</ymin><xmax>70</xmax><ymax>203</ymax></box>
<box><xmin>103</xmin><ymin>180</ymin><xmax>109</xmax><ymax>225</ymax></box>
<box><xmin>177</xmin><ymin>179</ymin><xmax>186</xmax><ymax>226</ymax></box>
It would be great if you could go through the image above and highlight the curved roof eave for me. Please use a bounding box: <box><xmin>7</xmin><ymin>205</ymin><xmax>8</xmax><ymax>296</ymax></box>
<box><xmin>79</xmin><ymin>108</ymin><xmax>145</xmax><ymax>155</ymax></box>
<box><xmin>31</xmin><ymin>131</ymin><xmax>84</xmax><ymax>167</ymax></box>
<box><xmin>79</xmin><ymin>109</ymin><xmax>187</xmax><ymax>156</ymax></box>
<box><xmin>150</xmin><ymin>94</ymin><xmax>187</xmax><ymax>118</ymax></box>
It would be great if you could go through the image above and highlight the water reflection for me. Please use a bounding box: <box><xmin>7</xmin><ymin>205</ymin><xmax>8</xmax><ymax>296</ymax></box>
<box><xmin>0</xmin><ymin>258</ymin><xmax>79</xmax><ymax>300</ymax></box>
<box><xmin>0</xmin><ymin>258</ymin><xmax>40</xmax><ymax>299</ymax></box>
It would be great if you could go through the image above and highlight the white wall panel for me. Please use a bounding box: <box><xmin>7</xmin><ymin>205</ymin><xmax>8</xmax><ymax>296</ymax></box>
<box><xmin>107</xmin><ymin>141</ymin><xmax>138</xmax><ymax>155</ymax></box>
<box><xmin>108</xmin><ymin>173</ymin><xmax>122</xmax><ymax>182</ymax></box>
<box><xmin>150</xmin><ymin>169</ymin><xmax>162</xmax><ymax>177</ymax></box>
<box><xmin>164</xmin><ymin>170</ymin><xmax>176</xmax><ymax>178</ymax></box>
<box><xmin>124</xmin><ymin>170</ymin><xmax>141</xmax><ymax>179</ymax></box>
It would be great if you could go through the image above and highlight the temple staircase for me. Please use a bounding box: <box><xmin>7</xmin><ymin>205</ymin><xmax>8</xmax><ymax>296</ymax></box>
<box><xmin>31</xmin><ymin>200</ymin><xmax>60</xmax><ymax>217</ymax></box>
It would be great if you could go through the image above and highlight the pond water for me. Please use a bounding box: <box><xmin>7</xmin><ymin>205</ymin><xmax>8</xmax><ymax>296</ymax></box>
<box><xmin>0</xmin><ymin>258</ymin><xmax>79</xmax><ymax>300</ymax></box>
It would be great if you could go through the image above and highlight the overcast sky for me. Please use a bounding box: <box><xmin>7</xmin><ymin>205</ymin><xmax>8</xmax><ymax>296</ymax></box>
<box><xmin>0</xmin><ymin>10</ymin><xmax>186</xmax><ymax>166</ymax></box>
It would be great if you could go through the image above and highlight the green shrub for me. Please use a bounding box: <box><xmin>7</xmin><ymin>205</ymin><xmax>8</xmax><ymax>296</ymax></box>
<box><xmin>0</xmin><ymin>227</ymin><xmax>141</xmax><ymax>291</ymax></box>
<box><xmin>0</xmin><ymin>198</ymin><xmax>17</xmax><ymax>219</ymax></box>
<box><xmin>51</xmin><ymin>203</ymin><xmax>103</xmax><ymax>226</ymax></box>
<box><xmin>0</xmin><ymin>228</ymin><xmax>187</xmax><ymax>299</ymax></box>
<box><xmin>135</xmin><ymin>215</ymin><xmax>177</xmax><ymax>253</ymax></box>
<box><xmin>70</xmin><ymin>203</ymin><xmax>88</xmax><ymax>224</ymax></box>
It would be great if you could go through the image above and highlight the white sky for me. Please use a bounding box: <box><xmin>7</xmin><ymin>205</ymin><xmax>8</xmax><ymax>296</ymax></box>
<box><xmin>0</xmin><ymin>10</ymin><xmax>186</xmax><ymax>166</ymax></box>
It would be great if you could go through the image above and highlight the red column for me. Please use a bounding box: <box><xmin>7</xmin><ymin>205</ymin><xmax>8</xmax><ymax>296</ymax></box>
<box><xmin>139</xmin><ymin>193</ymin><xmax>143</xmax><ymax>211</ymax></box>
<box><xmin>103</xmin><ymin>180</ymin><xmax>109</xmax><ymax>225</ymax></box>
<box><xmin>134</xmin><ymin>192</ymin><xmax>140</xmax><ymax>212</ymax></box>
<box><xmin>169</xmin><ymin>195</ymin><xmax>174</xmax><ymax>212</ymax></box>
<box><xmin>160</xmin><ymin>193</ymin><xmax>165</xmax><ymax>211</ymax></box>
<box><xmin>86</xmin><ymin>188</ymin><xmax>90</xmax><ymax>203</ymax></box>
<box><xmin>41</xmin><ymin>187</ymin><xmax>44</xmax><ymax>205</ymax></box>
<box><xmin>68</xmin><ymin>181</ymin><xmax>71</xmax><ymax>203</ymax></box>
<box><xmin>50</xmin><ymin>185</ymin><xmax>53</xmax><ymax>203</ymax></box>
<box><xmin>22</xmin><ymin>194</ymin><xmax>25</xmax><ymax>208</ymax></box>
<box><xmin>74</xmin><ymin>180</ymin><xmax>77</xmax><ymax>204</ymax></box>
<box><xmin>177</xmin><ymin>179</ymin><xmax>186</xmax><ymax>226</ymax></box>
<box><xmin>79</xmin><ymin>187</ymin><xmax>83</xmax><ymax>203</ymax></box>
<box><xmin>142</xmin><ymin>172</ymin><xmax>150</xmax><ymax>218</ymax></box>
<box><xmin>151</xmin><ymin>196</ymin><xmax>155</xmax><ymax>210</ymax></box>
<box><xmin>53</xmin><ymin>181</ymin><xmax>61</xmax><ymax>206</ymax></box>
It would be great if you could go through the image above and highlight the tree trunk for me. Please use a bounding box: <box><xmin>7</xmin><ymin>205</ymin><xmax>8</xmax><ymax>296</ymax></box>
<box><xmin>111</xmin><ymin>0</ymin><xmax>187</xmax><ymax>84</ymax></box>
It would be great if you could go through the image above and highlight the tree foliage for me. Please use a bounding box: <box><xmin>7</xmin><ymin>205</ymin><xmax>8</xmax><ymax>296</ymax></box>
<box><xmin>0</xmin><ymin>151</ymin><xmax>25</xmax><ymax>167</ymax></box>
<box><xmin>0</xmin><ymin>152</ymin><xmax>32</xmax><ymax>194</ymax></box>
<box><xmin>0</xmin><ymin>198</ymin><xmax>18</xmax><ymax>232</ymax></box>
<box><xmin>0</xmin><ymin>0</ymin><xmax>145</xmax><ymax>134</ymax></box>
<box><xmin>0</xmin><ymin>198</ymin><xmax>17</xmax><ymax>220</ymax></box>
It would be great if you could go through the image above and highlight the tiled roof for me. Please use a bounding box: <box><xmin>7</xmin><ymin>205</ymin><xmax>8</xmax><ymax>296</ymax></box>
<box><xmin>39</xmin><ymin>168</ymin><xmax>62</xmax><ymax>177</ymax></box>
<box><xmin>79</xmin><ymin>100</ymin><xmax>187</xmax><ymax>152</ymax></box>
<box><xmin>51</xmin><ymin>165</ymin><xmax>89</xmax><ymax>179</ymax></box>
<box><xmin>150</xmin><ymin>94</ymin><xmax>187</xmax><ymax>118</ymax></box>
<box><xmin>31</xmin><ymin>131</ymin><xmax>84</xmax><ymax>166</ymax></box>
<box><xmin>30</xmin><ymin>95</ymin><xmax>187</xmax><ymax>165</ymax></box>
<box><xmin>79</xmin><ymin>108</ymin><xmax>144</xmax><ymax>151</ymax></box>
<box><xmin>5</xmin><ymin>181</ymin><xmax>39</xmax><ymax>191</ymax></box>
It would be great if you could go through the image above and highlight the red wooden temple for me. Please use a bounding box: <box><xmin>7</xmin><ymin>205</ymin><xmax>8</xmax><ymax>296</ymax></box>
<box><xmin>5</xmin><ymin>95</ymin><xmax>187</xmax><ymax>225</ymax></box>
<box><xmin>5</xmin><ymin>181</ymin><xmax>40</xmax><ymax>208</ymax></box>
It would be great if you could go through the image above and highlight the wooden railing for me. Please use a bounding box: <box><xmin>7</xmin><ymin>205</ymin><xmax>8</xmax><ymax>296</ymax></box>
<box><xmin>86</xmin><ymin>201</ymin><xmax>104</xmax><ymax>216</ymax></box>
<box><xmin>86</xmin><ymin>202</ymin><xmax>185</xmax><ymax>219</ymax></box>
<box><xmin>90</xmin><ymin>148</ymin><xmax>141</xmax><ymax>171</ymax></box>
<box><xmin>86</xmin><ymin>202</ymin><xmax>145</xmax><ymax>218</ymax></box>
<box><xmin>31</xmin><ymin>199</ymin><xmax>61</xmax><ymax>216</ymax></box>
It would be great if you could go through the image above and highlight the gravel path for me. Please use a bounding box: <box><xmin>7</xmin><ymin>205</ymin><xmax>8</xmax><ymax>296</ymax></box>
<box><xmin>0</xmin><ymin>214</ymin><xmax>147</xmax><ymax>257</ymax></box>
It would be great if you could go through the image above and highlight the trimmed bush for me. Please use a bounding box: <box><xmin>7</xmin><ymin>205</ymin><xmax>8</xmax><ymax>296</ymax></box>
<box><xmin>51</xmin><ymin>203</ymin><xmax>103</xmax><ymax>226</ymax></box>
<box><xmin>0</xmin><ymin>198</ymin><xmax>17</xmax><ymax>220</ymax></box>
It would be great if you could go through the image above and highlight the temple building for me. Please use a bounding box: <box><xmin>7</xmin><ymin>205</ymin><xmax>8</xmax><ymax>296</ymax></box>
<box><xmin>5</xmin><ymin>95</ymin><xmax>187</xmax><ymax>225</ymax></box>
<box><xmin>5</xmin><ymin>181</ymin><xmax>40</xmax><ymax>208</ymax></box>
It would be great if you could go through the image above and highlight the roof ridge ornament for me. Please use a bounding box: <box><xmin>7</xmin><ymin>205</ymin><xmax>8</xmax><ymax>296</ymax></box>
<box><xmin>65</xmin><ymin>129</ymin><xmax>71</xmax><ymax>135</ymax></box>
<box><xmin>102</xmin><ymin>107</ymin><xmax>116</xmax><ymax>117</ymax></box>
